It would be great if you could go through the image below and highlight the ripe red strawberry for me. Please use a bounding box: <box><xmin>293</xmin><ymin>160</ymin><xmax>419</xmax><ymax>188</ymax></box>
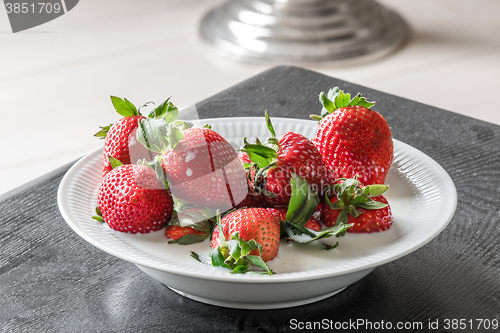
<box><xmin>321</xmin><ymin>178</ymin><xmax>393</xmax><ymax>233</ymax></box>
<box><xmin>211</xmin><ymin>208</ymin><xmax>281</xmax><ymax>262</ymax></box>
<box><xmin>275</xmin><ymin>207</ymin><xmax>321</xmax><ymax>231</ymax></box>
<box><xmin>161</xmin><ymin>127</ymin><xmax>248</xmax><ymax>210</ymax></box>
<box><xmin>244</xmin><ymin>112</ymin><xmax>334</xmax><ymax>206</ymax></box>
<box><xmin>96</xmin><ymin>163</ymin><xmax>174</xmax><ymax>233</ymax></box>
<box><xmin>165</xmin><ymin>208</ymin><xmax>215</xmax><ymax>244</ymax></box>
<box><xmin>165</xmin><ymin>225</ymin><xmax>205</xmax><ymax>240</ymax></box>
<box><xmin>311</xmin><ymin>87</ymin><xmax>393</xmax><ymax>185</ymax></box>
<box><xmin>95</xmin><ymin>96</ymin><xmax>173</xmax><ymax>176</ymax></box>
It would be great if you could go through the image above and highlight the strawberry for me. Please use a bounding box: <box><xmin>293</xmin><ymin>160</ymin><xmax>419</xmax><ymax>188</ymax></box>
<box><xmin>95</xmin><ymin>96</ymin><xmax>176</xmax><ymax>176</ymax></box>
<box><xmin>138</xmin><ymin>118</ymin><xmax>248</xmax><ymax>211</ymax></box>
<box><xmin>211</xmin><ymin>208</ymin><xmax>281</xmax><ymax>263</ymax></box>
<box><xmin>95</xmin><ymin>161</ymin><xmax>174</xmax><ymax>234</ymax></box>
<box><xmin>321</xmin><ymin>178</ymin><xmax>393</xmax><ymax>233</ymax></box>
<box><xmin>165</xmin><ymin>225</ymin><xmax>206</xmax><ymax>240</ymax></box>
<box><xmin>311</xmin><ymin>87</ymin><xmax>393</xmax><ymax>185</ymax></box>
<box><xmin>162</xmin><ymin>127</ymin><xmax>248</xmax><ymax>210</ymax></box>
<box><xmin>244</xmin><ymin>112</ymin><xmax>334</xmax><ymax>206</ymax></box>
<box><xmin>165</xmin><ymin>208</ymin><xmax>215</xmax><ymax>244</ymax></box>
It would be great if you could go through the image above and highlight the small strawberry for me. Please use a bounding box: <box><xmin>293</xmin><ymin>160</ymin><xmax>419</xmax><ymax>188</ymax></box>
<box><xmin>211</xmin><ymin>208</ymin><xmax>281</xmax><ymax>263</ymax></box>
<box><xmin>95</xmin><ymin>160</ymin><xmax>174</xmax><ymax>233</ymax></box>
<box><xmin>165</xmin><ymin>225</ymin><xmax>204</xmax><ymax>240</ymax></box>
<box><xmin>138</xmin><ymin>119</ymin><xmax>248</xmax><ymax>211</ymax></box>
<box><xmin>95</xmin><ymin>96</ymin><xmax>176</xmax><ymax>176</ymax></box>
<box><xmin>244</xmin><ymin>112</ymin><xmax>334</xmax><ymax>206</ymax></box>
<box><xmin>311</xmin><ymin>87</ymin><xmax>393</xmax><ymax>185</ymax></box>
<box><xmin>321</xmin><ymin>178</ymin><xmax>393</xmax><ymax>233</ymax></box>
<box><xmin>165</xmin><ymin>208</ymin><xmax>215</xmax><ymax>245</ymax></box>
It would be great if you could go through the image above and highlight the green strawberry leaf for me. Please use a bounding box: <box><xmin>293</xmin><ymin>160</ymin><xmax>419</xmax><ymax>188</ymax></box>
<box><xmin>191</xmin><ymin>251</ymin><xmax>203</xmax><ymax>263</ymax></box>
<box><xmin>335</xmin><ymin>207</ymin><xmax>349</xmax><ymax>226</ymax></box>
<box><xmin>348</xmin><ymin>93</ymin><xmax>376</xmax><ymax>109</ymax></box>
<box><xmin>363</xmin><ymin>184</ymin><xmax>388</xmax><ymax>197</ymax></box>
<box><xmin>325</xmin><ymin>195</ymin><xmax>344</xmax><ymax>210</ymax></box>
<box><xmin>227</xmin><ymin>239</ymin><xmax>243</xmax><ymax>261</ymax></box>
<box><xmin>244</xmin><ymin>144</ymin><xmax>278</xmax><ymax>169</ymax></box>
<box><xmin>354</xmin><ymin>201</ymin><xmax>388</xmax><ymax>210</ymax></box>
<box><xmin>347</xmin><ymin>206</ymin><xmax>363</xmax><ymax>218</ymax></box>
<box><xmin>91</xmin><ymin>216</ymin><xmax>104</xmax><ymax>222</ymax></box>
<box><xmin>110</xmin><ymin>96</ymin><xmax>138</xmax><ymax>117</ymax></box>
<box><xmin>108</xmin><ymin>156</ymin><xmax>124</xmax><ymax>169</ymax></box>
<box><xmin>208</xmin><ymin>247</ymin><xmax>228</xmax><ymax>268</ymax></box>
<box><xmin>244</xmin><ymin>144</ymin><xmax>278</xmax><ymax>159</ymax></box>
<box><xmin>286</xmin><ymin>173</ymin><xmax>320</xmax><ymax>226</ymax></box>
<box><xmin>334</xmin><ymin>90</ymin><xmax>351</xmax><ymax>109</ymax></box>
<box><xmin>165</xmin><ymin>123</ymin><xmax>184</xmax><ymax>151</ymax></box>
<box><xmin>148</xmin><ymin>97</ymin><xmax>178</xmax><ymax>121</ymax></box>
<box><xmin>319</xmin><ymin>91</ymin><xmax>336</xmax><ymax>114</ymax></box>
<box><xmin>265</xmin><ymin>111</ymin><xmax>276</xmax><ymax>139</ymax></box>
<box><xmin>230</xmin><ymin>263</ymin><xmax>250</xmax><ymax>274</ymax></box>
<box><xmin>282</xmin><ymin>221</ymin><xmax>352</xmax><ymax>244</ymax></box>
<box><xmin>92</xmin><ymin>207</ymin><xmax>104</xmax><ymax>222</ymax></box>
<box><xmin>245</xmin><ymin>255</ymin><xmax>273</xmax><ymax>275</ymax></box>
<box><xmin>137</xmin><ymin>118</ymin><xmax>170</xmax><ymax>154</ymax></box>
<box><xmin>190</xmin><ymin>218</ymin><xmax>215</xmax><ymax>233</ymax></box>
<box><xmin>94</xmin><ymin>124</ymin><xmax>112</xmax><ymax>139</ymax></box>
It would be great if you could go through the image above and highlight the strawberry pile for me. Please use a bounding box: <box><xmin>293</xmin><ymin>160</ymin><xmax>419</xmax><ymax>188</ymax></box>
<box><xmin>92</xmin><ymin>87</ymin><xmax>394</xmax><ymax>275</ymax></box>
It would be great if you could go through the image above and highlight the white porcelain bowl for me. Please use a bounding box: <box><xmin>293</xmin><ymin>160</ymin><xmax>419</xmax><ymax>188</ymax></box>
<box><xmin>58</xmin><ymin>117</ymin><xmax>457</xmax><ymax>309</ymax></box>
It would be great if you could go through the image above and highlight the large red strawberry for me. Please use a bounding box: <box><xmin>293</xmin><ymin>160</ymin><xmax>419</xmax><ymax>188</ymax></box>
<box><xmin>95</xmin><ymin>162</ymin><xmax>174</xmax><ymax>233</ymax></box>
<box><xmin>95</xmin><ymin>96</ymin><xmax>175</xmax><ymax>176</ymax></box>
<box><xmin>321</xmin><ymin>178</ymin><xmax>393</xmax><ymax>233</ymax></box>
<box><xmin>137</xmin><ymin>119</ymin><xmax>248</xmax><ymax>211</ymax></box>
<box><xmin>244</xmin><ymin>112</ymin><xmax>334</xmax><ymax>206</ymax></box>
<box><xmin>311</xmin><ymin>87</ymin><xmax>393</xmax><ymax>185</ymax></box>
<box><xmin>211</xmin><ymin>208</ymin><xmax>281</xmax><ymax>262</ymax></box>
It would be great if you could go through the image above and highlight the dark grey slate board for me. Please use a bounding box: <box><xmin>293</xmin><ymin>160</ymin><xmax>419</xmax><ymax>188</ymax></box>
<box><xmin>2</xmin><ymin>66</ymin><xmax>499</xmax><ymax>332</ymax></box>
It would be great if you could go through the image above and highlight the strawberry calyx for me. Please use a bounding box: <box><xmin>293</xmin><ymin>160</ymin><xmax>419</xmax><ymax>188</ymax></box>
<box><xmin>92</xmin><ymin>206</ymin><xmax>104</xmax><ymax>222</ymax></box>
<box><xmin>280</xmin><ymin>173</ymin><xmax>352</xmax><ymax>245</ymax></box>
<box><xmin>95</xmin><ymin>96</ymin><xmax>181</xmax><ymax>139</ymax></box>
<box><xmin>326</xmin><ymin>177</ymin><xmax>388</xmax><ymax>227</ymax></box>
<box><xmin>310</xmin><ymin>87</ymin><xmax>376</xmax><ymax>121</ymax></box>
<box><xmin>192</xmin><ymin>212</ymin><xmax>274</xmax><ymax>275</ymax></box>
<box><xmin>136</xmin><ymin>114</ymin><xmax>193</xmax><ymax>154</ymax></box>
<box><xmin>242</xmin><ymin>112</ymin><xmax>283</xmax><ymax>197</ymax></box>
